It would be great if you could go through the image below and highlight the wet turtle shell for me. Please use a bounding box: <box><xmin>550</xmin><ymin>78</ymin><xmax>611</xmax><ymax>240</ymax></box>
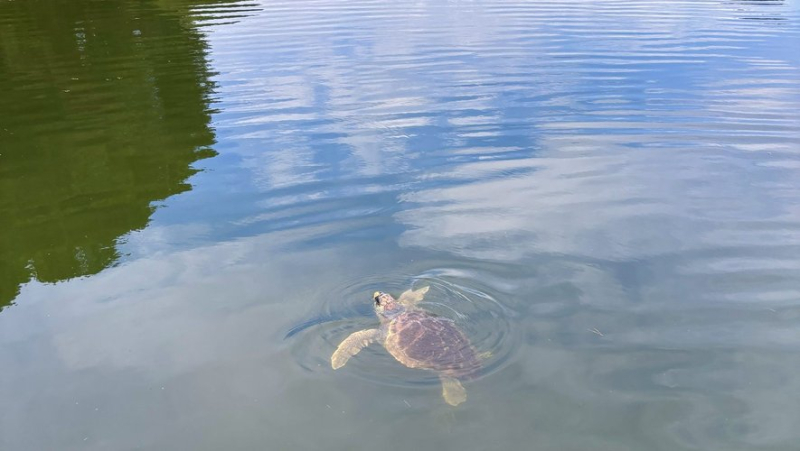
<box><xmin>330</xmin><ymin>288</ymin><xmax>478</xmax><ymax>405</ymax></box>
<box><xmin>384</xmin><ymin>310</ymin><xmax>480</xmax><ymax>377</ymax></box>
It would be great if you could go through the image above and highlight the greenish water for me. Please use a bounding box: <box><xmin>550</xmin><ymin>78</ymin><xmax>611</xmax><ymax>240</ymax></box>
<box><xmin>2</xmin><ymin>0</ymin><xmax>800</xmax><ymax>450</ymax></box>
<box><xmin>0</xmin><ymin>0</ymin><xmax>219</xmax><ymax>305</ymax></box>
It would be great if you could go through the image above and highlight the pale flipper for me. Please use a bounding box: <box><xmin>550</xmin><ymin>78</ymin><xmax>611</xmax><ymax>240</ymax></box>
<box><xmin>331</xmin><ymin>329</ymin><xmax>380</xmax><ymax>369</ymax></box>
<box><xmin>439</xmin><ymin>375</ymin><xmax>467</xmax><ymax>406</ymax></box>
<box><xmin>398</xmin><ymin>286</ymin><xmax>429</xmax><ymax>307</ymax></box>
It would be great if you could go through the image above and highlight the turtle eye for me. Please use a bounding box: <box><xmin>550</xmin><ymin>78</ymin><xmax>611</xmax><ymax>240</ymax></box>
<box><xmin>374</xmin><ymin>297</ymin><xmax>381</xmax><ymax>306</ymax></box>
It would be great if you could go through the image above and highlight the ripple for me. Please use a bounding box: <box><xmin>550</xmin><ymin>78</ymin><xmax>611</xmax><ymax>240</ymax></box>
<box><xmin>287</xmin><ymin>270</ymin><xmax>520</xmax><ymax>387</ymax></box>
<box><xmin>5</xmin><ymin>0</ymin><xmax>800</xmax><ymax>447</ymax></box>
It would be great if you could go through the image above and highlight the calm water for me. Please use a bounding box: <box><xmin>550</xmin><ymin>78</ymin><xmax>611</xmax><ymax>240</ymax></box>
<box><xmin>2</xmin><ymin>0</ymin><xmax>800</xmax><ymax>449</ymax></box>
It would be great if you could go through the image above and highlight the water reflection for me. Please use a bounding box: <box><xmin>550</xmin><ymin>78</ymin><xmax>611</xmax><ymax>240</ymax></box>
<box><xmin>726</xmin><ymin>0</ymin><xmax>788</xmax><ymax>22</ymax></box>
<box><xmin>0</xmin><ymin>0</ymin><xmax>246</xmax><ymax>308</ymax></box>
<box><xmin>2</xmin><ymin>0</ymin><xmax>800</xmax><ymax>449</ymax></box>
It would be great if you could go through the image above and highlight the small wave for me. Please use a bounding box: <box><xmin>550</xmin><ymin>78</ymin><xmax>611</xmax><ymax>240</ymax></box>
<box><xmin>286</xmin><ymin>271</ymin><xmax>520</xmax><ymax>387</ymax></box>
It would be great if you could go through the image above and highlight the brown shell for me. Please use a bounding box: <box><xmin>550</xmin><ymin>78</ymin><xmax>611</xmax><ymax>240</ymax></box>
<box><xmin>384</xmin><ymin>311</ymin><xmax>479</xmax><ymax>376</ymax></box>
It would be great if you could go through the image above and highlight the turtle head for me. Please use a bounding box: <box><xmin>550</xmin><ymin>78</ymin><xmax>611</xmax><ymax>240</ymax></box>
<box><xmin>373</xmin><ymin>291</ymin><xmax>405</xmax><ymax>320</ymax></box>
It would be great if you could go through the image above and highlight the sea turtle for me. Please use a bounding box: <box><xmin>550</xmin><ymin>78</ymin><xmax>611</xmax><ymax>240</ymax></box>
<box><xmin>331</xmin><ymin>287</ymin><xmax>480</xmax><ymax>406</ymax></box>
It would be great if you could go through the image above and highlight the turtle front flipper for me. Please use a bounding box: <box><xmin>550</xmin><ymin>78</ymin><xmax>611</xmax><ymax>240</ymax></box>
<box><xmin>331</xmin><ymin>328</ymin><xmax>380</xmax><ymax>369</ymax></box>
<box><xmin>439</xmin><ymin>375</ymin><xmax>467</xmax><ymax>406</ymax></box>
<box><xmin>398</xmin><ymin>286</ymin><xmax>429</xmax><ymax>307</ymax></box>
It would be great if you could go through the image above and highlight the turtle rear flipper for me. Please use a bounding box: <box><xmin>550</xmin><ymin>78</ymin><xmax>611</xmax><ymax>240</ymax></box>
<box><xmin>331</xmin><ymin>329</ymin><xmax>379</xmax><ymax>369</ymax></box>
<box><xmin>439</xmin><ymin>375</ymin><xmax>466</xmax><ymax>406</ymax></box>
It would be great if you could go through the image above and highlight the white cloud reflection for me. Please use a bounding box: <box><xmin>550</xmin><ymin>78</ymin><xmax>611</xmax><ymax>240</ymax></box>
<box><xmin>396</xmin><ymin>135</ymin><xmax>800</xmax><ymax>262</ymax></box>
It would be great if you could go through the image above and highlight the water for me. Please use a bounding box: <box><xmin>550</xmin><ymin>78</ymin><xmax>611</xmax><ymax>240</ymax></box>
<box><xmin>2</xmin><ymin>0</ymin><xmax>800</xmax><ymax>449</ymax></box>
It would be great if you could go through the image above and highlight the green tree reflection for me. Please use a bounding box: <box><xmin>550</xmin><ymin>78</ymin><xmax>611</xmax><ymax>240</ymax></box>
<box><xmin>0</xmin><ymin>0</ymin><xmax>242</xmax><ymax>308</ymax></box>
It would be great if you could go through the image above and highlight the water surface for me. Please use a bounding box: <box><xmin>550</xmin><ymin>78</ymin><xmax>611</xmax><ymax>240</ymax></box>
<box><xmin>2</xmin><ymin>0</ymin><xmax>800</xmax><ymax>450</ymax></box>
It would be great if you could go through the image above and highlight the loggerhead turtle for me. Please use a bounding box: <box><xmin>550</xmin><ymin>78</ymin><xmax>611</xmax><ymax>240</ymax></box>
<box><xmin>331</xmin><ymin>287</ymin><xmax>480</xmax><ymax>406</ymax></box>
